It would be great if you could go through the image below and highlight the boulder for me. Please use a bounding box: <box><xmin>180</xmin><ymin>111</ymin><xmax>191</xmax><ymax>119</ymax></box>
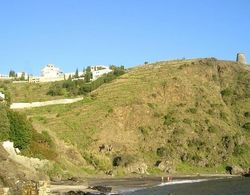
<box><xmin>90</xmin><ymin>185</ymin><xmax>112</xmax><ymax>193</ymax></box>
<box><xmin>127</xmin><ymin>162</ymin><xmax>148</xmax><ymax>174</ymax></box>
<box><xmin>99</xmin><ymin>144</ymin><xmax>113</xmax><ymax>153</ymax></box>
<box><xmin>226</xmin><ymin>165</ymin><xmax>245</xmax><ymax>175</ymax></box>
<box><xmin>156</xmin><ymin>160</ymin><xmax>175</xmax><ymax>173</ymax></box>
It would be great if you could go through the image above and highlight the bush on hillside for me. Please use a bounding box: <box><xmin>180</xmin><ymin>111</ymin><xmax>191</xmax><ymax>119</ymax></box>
<box><xmin>163</xmin><ymin>113</ymin><xmax>176</xmax><ymax>126</ymax></box>
<box><xmin>242</xmin><ymin>123</ymin><xmax>250</xmax><ymax>131</ymax></box>
<box><xmin>27</xmin><ymin>130</ymin><xmax>57</xmax><ymax>160</ymax></box>
<box><xmin>7</xmin><ymin>110</ymin><xmax>32</xmax><ymax>150</ymax></box>
<box><xmin>244</xmin><ymin>112</ymin><xmax>250</xmax><ymax>118</ymax></box>
<box><xmin>113</xmin><ymin>156</ymin><xmax>122</xmax><ymax>166</ymax></box>
<box><xmin>112</xmin><ymin>154</ymin><xmax>134</xmax><ymax>167</ymax></box>
<box><xmin>47</xmin><ymin>83</ymin><xmax>66</xmax><ymax>96</ymax></box>
<box><xmin>47</xmin><ymin>65</ymin><xmax>126</xmax><ymax>97</ymax></box>
<box><xmin>0</xmin><ymin>105</ymin><xmax>10</xmax><ymax>141</ymax></box>
<box><xmin>156</xmin><ymin>147</ymin><xmax>171</xmax><ymax>157</ymax></box>
<box><xmin>187</xmin><ymin>108</ymin><xmax>197</xmax><ymax>114</ymax></box>
<box><xmin>221</xmin><ymin>88</ymin><xmax>232</xmax><ymax>96</ymax></box>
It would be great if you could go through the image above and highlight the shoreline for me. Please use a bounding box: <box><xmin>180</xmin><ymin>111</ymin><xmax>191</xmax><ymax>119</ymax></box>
<box><xmin>50</xmin><ymin>174</ymin><xmax>241</xmax><ymax>194</ymax></box>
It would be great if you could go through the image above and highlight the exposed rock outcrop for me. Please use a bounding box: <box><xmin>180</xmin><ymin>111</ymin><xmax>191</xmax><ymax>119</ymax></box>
<box><xmin>155</xmin><ymin>160</ymin><xmax>176</xmax><ymax>173</ymax></box>
<box><xmin>2</xmin><ymin>141</ymin><xmax>49</xmax><ymax>171</ymax></box>
<box><xmin>226</xmin><ymin>165</ymin><xmax>248</xmax><ymax>175</ymax></box>
<box><xmin>0</xmin><ymin>141</ymin><xmax>49</xmax><ymax>194</ymax></box>
<box><xmin>127</xmin><ymin>162</ymin><xmax>148</xmax><ymax>174</ymax></box>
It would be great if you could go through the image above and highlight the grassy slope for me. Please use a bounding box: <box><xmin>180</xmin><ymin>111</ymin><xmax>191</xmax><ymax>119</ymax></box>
<box><xmin>7</xmin><ymin>82</ymin><xmax>66</xmax><ymax>102</ymax></box>
<box><xmin>19</xmin><ymin>58</ymin><xmax>250</xmax><ymax>176</ymax></box>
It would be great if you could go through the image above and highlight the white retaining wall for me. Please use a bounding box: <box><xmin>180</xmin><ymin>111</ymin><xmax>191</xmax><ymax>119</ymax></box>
<box><xmin>2</xmin><ymin>141</ymin><xmax>48</xmax><ymax>171</ymax></box>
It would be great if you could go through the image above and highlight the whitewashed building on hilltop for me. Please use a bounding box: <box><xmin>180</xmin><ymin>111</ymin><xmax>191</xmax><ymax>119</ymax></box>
<box><xmin>0</xmin><ymin>74</ymin><xmax>12</xmax><ymax>80</ymax></box>
<box><xmin>64</xmin><ymin>71</ymin><xmax>85</xmax><ymax>80</ymax></box>
<box><xmin>29</xmin><ymin>64</ymin><xmax>64</xmax><ymax>83</ymax></box>
<box><xmin>91</xmin><ymin>65</ymin><xmax>112</xmax><ymax>80</ymax></box>
<box><xmin>41</xmin><ymin>64</ymin><xmax>63</xmax><ymax>78</ymax></box>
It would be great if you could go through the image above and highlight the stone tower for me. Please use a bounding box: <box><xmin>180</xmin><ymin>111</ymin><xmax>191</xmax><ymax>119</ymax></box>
<box><xmin>236</xmin><ymin>53</ymin><xmax>247</xmax><ymax>64</ymax></box>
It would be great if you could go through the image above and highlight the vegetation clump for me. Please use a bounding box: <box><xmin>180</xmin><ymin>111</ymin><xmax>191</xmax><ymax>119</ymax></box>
<box><xmin>47</xmin><ymin>65</ymin><xmax>125</xmax><ymax>97</ymax></box>
<box><xmin>242</xmin><ymin>123</ymin><xmax>250</xmax><ymax>131</ymax></box>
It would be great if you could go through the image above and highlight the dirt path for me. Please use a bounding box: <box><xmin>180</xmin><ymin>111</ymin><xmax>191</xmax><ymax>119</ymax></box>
<box><xmin>10</xmin><ymin>97</ymin><xmax>83</xmax><ymax>109</ymax></box>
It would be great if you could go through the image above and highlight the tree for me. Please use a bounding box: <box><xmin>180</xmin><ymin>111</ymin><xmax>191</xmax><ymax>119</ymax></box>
<box><xmin>9</xmin><ymin>70</ymin><xmax>16</xmax><ymax>77</ymax></box>
<box><xmin>86</xmin><ymin>66</ymin><xmax>91</xmax><ymax>72</ymax></box>
<box><xmin>75</xmin><ymin>68</ymin><xmax>79</xmax><ymax>78</ymax></box>
<box><xmin>47</xmin><ymin>83</ymin><xmax>65</xmax><ymax>96</ymax></box>
<box><xmin>20</xmin><ymin>72</ymin><xmax>25</xmax><ymax>81</ymax></box>
<box><xmin>113</xmin><ymin>66</ymin><xmax>126</xmax><ymax>76</ymax></box>
<box><xmin>84</xmin><ymin>66</ymin><xmax>92</xmax><ymax>82</ymax></box>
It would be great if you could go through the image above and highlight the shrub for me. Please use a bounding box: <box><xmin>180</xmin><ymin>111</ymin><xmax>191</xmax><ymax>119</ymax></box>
<box><xmin>178</xmin><ymin>63</ymin><xmax>189</xmax><ymax>70</ymax></box>
<box><xmin>0</xmin><ymin>105</ymin><xmax>10</xmax><ymax>141</ymax></box>
<box><xmin>221</xmin><ymin>88</ymin><xmax>232</xmax><ymax>96</ymax></box>
<box><xmin>163</xmin><ymin>113</ymin><xmax>176</xmax><ymax>126</ymax></box>
<box><xmin>47</xmin><ymin>83</ymin><xmax>66</xmax><ymax>96</ymax></box>
<box><xmin>208</xmin><ymin>125</ymin><xmax>217</xmax><ymax>133</ymax></box>
<box><xmin>220</xmin><ymin>111</ymin><xmax>227</xmax><ymax>121</ymax></box>
<box><xmin>212</xmin><ymin>74</ymin><xmax>218</xmax><ymax>81</ymax></box>
<box><xmin>183</xmin><ymin>118</ymin><xmax>192</xmax><ymax>125</ymax></box>
<box><xmin>187</xmin><ymin>108</ymin><xmax>197</xmax><ymax>114</ymax></box>
<box><xmin>207</xmin><ymin>109</ymin><xmax>214</xmax><ymax>115</ymax></box>
<box><xmin>156</xmin><ymin>147</ymin><xmax>169</xmax><ymax>157</ymax></box>
<box><xmin>7</xmin><ymin>110</ymin><xmax>32</xmax><ymax>150</ymax></box>
<box><xmin>242</xmin><ymin>123</ymin><xmax>250</xmax><ymax>131</ymax></box>
<box><xmin>108</xmin><ymin>108</ymin><xmax>113</xmax><ymax>113</ymax></box>
<box><xmin>113</xmin><ymin>156</ymin><xmax>122</xmax><ymax>166</ymax></box>
<box><xmin>147</xmin><ymin>103</ymin><xmax>156</xmax><ymax>109</ymax></box>
<box><xmin>244</xmin><ymin>112</ymin><xmax>250</xmax><ymax>118</ymax></box>
<box><xmin>112</xmin><ymin>154</ymin><xmax>134</xmax><ymax>167</ymax></box>
<box><xmin>233</xmin><ymin>144</ymin><xmax>248</xmax><ymax>156</ymax></box>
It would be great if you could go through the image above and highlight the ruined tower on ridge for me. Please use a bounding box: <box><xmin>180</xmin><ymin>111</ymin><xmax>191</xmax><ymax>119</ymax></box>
<box><xmin>236</xmin><ymin>53</ymin><xmax>247</xmax><ymax>64</ymax></box>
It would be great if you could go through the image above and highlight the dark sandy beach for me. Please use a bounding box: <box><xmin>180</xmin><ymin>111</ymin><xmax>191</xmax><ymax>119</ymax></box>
<box><xmin>50</xmin><ymin>174</ymin><xmax>240</xmax><ymax>194</ymax></box>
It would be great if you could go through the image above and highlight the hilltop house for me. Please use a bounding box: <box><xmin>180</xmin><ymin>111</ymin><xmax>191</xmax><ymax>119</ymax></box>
<box><xmin>64</xmin><ymin>65</ymin><xmax>112</xmax><ymax>81</ymax></box>
<box><xmin>0</xmin><ymin>74</ymin><xmax>12</xmax><ymax>80</ymax></box>
<box><xmin>64</xmin><ymin>71</ymin><xmax>85</xmax><ymax>80</ymax></box>
<box><xmin>29</xmin><ymin>64</ymin><xmax>64</xmax><ymax>83</ymax></box>
<box><xmin>91</xmin><ymin>65</ymin><xmax>112</xmax><ymax>80</ymax></box>
<box><xmin>41</xmin><ymin>64</ymin><xmax>63</xmax><ymax>78</ymax></box>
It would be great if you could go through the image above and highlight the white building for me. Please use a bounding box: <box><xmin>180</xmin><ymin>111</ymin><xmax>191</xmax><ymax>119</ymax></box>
<box><xmin>64</xmin><ymin>71</ymin><xmax>85</xmax><ymax>80</ymax></box>
<box><xmin>91</xmin><ymin>65</ymin><xmax>112</xmax><ymax>80</ymax></box>
<box><xmin>16</xmin><ymin>72</ymin><xmax>29</xmax><ymax>80</ymax></box>
<box><xmin>0</xmin><ymin>92</ymin><xmax>5</xmax><ymax>100</ymax></box>
<box><xmin>0</xmin><ymin>74</ymin><xmax>12</xmax><ymax>80</ymax></box>
<box><xmin>41</xmin><ymin>64</ymin><xmax>63</xmax><ymax>78</ymax></box>
<box><xmin>29</xmin><ymin>64</ymin><xmax>64</xmax><ymax>83</ymax></box>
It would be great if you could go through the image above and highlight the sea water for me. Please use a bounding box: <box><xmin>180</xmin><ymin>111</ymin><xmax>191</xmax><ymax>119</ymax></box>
<box><xmin>122</xmin><ymin>177</ymin><xmax>250</xmax><ymax>195</ymax></box>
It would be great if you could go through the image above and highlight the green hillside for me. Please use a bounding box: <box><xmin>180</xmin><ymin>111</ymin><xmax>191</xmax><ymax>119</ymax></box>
<box><xmin>4</xmin><ymin>58</ymin><xmax>250</xmax><ymax>178</ymax></box>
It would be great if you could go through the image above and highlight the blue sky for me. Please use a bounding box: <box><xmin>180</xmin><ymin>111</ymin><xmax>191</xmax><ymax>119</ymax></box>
<box><xmin>0</xmin><ymin>0</ymin><xmax>250</xmax><ymax>75</ymax></box>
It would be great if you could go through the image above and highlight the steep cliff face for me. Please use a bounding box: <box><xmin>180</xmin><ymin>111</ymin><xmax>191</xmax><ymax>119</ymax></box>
<box><xmin>12</xmin><ymin>58</ymin><xmax>250</xmax><ymax>176</ymax></box>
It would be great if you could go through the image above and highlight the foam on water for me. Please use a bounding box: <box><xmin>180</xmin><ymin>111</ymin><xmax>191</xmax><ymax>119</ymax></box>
<box><xmin>158</xmin><ymin>178</ymin><xmax>209</xmax><ymax>186</ymax></box>
<box><xmin>120</xmin><ymin>178</ymin><xmax>211</xmax><ymax>194</ymax></box>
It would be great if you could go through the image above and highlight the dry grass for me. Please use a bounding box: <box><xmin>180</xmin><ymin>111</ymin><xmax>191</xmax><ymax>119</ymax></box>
<box><xmin>17</xmin><ymin>58</ymin><xmax>250</xmax><ymax>176</ymax></box>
